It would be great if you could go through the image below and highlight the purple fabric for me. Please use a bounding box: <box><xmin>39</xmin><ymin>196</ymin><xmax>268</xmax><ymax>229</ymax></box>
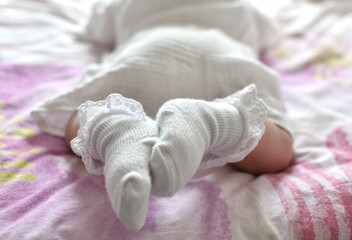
<box><xmin>0</xmin><ymin>64</ymin><xmax>231</xmax><ymax>239</ymax></box>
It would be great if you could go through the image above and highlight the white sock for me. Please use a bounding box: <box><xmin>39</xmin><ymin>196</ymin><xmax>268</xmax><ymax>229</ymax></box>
<box><xmin>150</xmin><ymin>85</ymin><xmax>268</xmax><ymax>197</ymax></box>
<box><xmin>71</xmin><ymin>94</ymin><xmax>157</xmax><ymax>231</ymax></box>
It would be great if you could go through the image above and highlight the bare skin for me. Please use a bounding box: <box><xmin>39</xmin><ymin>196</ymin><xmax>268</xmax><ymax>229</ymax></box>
<box><xmin>232</xmin><ymin>118</ymin><xmax>293</xmax><ymax>174</ymax></box>
<box><xmin>65</xmin><ymin>111</ymin><xmax>293</xmax><ymax>175</ymax></box>
<box><xmin>65</xmin><ymin>111</ymin><xmax>80</xmax><ymax>148</ymax></box>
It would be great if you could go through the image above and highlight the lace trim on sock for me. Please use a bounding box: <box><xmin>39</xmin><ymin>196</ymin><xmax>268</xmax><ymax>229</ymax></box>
<box><xmin>200</xmin><ymin>84</ymin><xmax>269</xmax><ymax>169</ymax></box>
<box><xmin>71</xmin><ymin>94</ymin><xmax>146</xmax><ymax>175</ymax></box>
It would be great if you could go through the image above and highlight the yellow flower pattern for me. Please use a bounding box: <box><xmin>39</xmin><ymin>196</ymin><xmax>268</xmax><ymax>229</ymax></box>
<box><xmin>0</xmin><ymin>101</ymin><xmax>43</xmax><ymax>184</ymax></box>
<box><xmin>271</xmin><ymin>43</ymin><xmax>352</xmax><ymax>83</ymax></box>
<box><xmin>313</xmin><ymin>47</ymin><xmax>352</xmax><ymax>83</ymax></box>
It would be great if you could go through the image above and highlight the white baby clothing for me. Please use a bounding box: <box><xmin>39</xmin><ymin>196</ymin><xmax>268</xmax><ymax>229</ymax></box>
<box><xmin>71</xmin><ymin>94</ymin><xmax>157</xmax><ymax>230</ymax></box>
<box><xmin>31</xmin><ymin>0</ymin><xmax>288</xmax><ymax>138</ymax></box>
<box><xmin>69</xmin><ymin>83</ymin><xmax>268</xmax><ymax>230</ymax></box>
<box><xmin>31</xmin><ymin>0</ymin><xmax>291</xmax><ymax>231</ymax></box>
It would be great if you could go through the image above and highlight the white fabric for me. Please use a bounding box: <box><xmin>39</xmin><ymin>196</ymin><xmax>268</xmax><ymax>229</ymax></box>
<box><xmin>150</xmin><ymin>84</ymin><xmax>268</xmax><ymax>197</ymax></box>
<box><xmin>31</xmin><ymin>0</ymin><xmax>290</xmax><ymax>138</ymax></box>
<box><xmin>0</xmin><ymin>0</ymin><xmax>99</xmax><ymax>65</ymax></box>
<box><xmin>80</xmin><ymin>0</ymin><xmax>278</xmax><ymax>53</ymax></box>
<box><xmin>206</xmin><ymin>84</ymin><xmax>269</xmax><ymax>168</ymax></box>
<box><xmin>71</xmin><ymin>94</ymin><xmax>157</xmax><ymax>231</ymax></box>
<box><xmin>71</xmin><ymin>85</ymin><xmax>267</xmax><ymax>229</ymax></box>
<box><xmin>29</xmin><ymin>0</ymin><xmax>291</xmax><ymax>231</ymax></box>
<box><xmin>71</xmin><ymin>94</ymin><xmax>150</xmax><ymax>174</ymax></box>
<box><xmin>6</xmin><ymin>0</ymin><xmax>352</xmax><ymax>238</ymax></box>
<box><xmin>274</xmin><ymin>0</ymin><xmax>352</xmax><ymax>72</ymax></box>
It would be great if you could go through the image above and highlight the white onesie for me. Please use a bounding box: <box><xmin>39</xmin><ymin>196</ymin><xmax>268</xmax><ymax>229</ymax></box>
<box><xmin>31</xmin><ymin>0</ymin><xmax>292</xmax><ymax>231</ymax></box>
<box><xmin>32</xmin><ymin>0</ymin><xmax>289</xmax><ymax>138</ymax></box>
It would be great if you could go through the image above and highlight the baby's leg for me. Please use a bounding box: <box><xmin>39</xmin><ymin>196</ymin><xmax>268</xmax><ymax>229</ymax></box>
<box><xmin>66</xmin><ymin>112</ymin><xmax>293</xmax><ymax>176</ymax></box>
<box><xmin>65</xmin><ymin>95</ymin><xmax>157</xmax><ymax>231</ymax></box>
<box><xmin>65</xmin><ymin>111</ymin><xmax>79</xmax><ymax>147</ymax></box>
<box><xmin>150</xmin><ymin>85</ymin><xmax>293</xmax><ymax>197</ymax></box>
<box><xmin>232</xmin><ymin>118</ymin><xmax>293</xmax><ymax>174</ymax></box>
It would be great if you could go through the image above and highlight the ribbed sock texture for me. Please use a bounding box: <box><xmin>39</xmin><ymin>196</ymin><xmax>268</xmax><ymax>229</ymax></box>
<box><xmin>90</xmin><ymin>113</ymin><xmax>157</xmax><ymax>231</ymax></box>
<box><xmin>150</xmin><ymin>99</ymin><xmax>244</xmax><ymax>197</ymax></box>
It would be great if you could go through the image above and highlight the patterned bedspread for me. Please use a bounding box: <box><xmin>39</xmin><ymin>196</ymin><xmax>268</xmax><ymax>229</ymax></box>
<box><xmin>1</xmin><ymin>0</ymin><xmax>352</xmax><ymax>239</ymax></box>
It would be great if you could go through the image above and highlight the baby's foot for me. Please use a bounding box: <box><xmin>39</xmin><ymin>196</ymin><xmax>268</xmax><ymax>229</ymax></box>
<box><xmin>150</xmin><ymin>85</ymin><xmax>268</xmax><ymax>197</ymax></box>
<box><xmin>71</xmin><ymin>94</ymin><xmax>157</xmax><ymax>231</ymax></box>
<box><xmin>150</xmin><ymin>99</ymin><xmax>244</xmax><ymax>197</ymax></box>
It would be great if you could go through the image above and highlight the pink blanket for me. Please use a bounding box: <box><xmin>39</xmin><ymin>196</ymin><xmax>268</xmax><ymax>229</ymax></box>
<box><xmin>1</xmin><ymin>0</ymin><xmax>352</xmax><ymax>239</ymax></box>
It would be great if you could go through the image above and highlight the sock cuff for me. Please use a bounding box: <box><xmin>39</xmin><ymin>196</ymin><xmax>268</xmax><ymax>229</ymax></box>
<box><xmin>201</xmin><ymin>84</ymin><xmax>269</xmax><ymax>169</ymax></box>
<box><xmin>71</xmin><ymin>93</ymin><xmax>147</xmax><ymax>175</ymax></box>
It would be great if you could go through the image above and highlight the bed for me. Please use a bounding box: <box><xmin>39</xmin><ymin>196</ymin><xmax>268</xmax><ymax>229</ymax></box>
<box><xmin>1</xmin><ymin>0</ymin><xmax>352</xmax><ymax>239</ymax></box>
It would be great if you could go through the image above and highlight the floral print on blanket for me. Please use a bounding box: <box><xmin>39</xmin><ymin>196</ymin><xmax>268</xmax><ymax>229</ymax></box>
<box><xmin>0</xmin><ymin>64</ymin><xmax>82</xmax><ymax>185</ymax></box>
<box><xmin>313</xmin><ymin>47</ymin><xmax>352</xmax><ymax>83</ymax></box>
<box><xmin>265</xmin><ymin>41</ymin><xmax>352</xmax><ymax>85</ymax></box>
<box><xmin>0</xmin><ymin>63</ymin><xmax>233</xmax><ymax>239</ymax></box>
<box><xmin>0</xmin><ymin>101</ymin><xmax>43</xmax><ymax>184</ymax></box>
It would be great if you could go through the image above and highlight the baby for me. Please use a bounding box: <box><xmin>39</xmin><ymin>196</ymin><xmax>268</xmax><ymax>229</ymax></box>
<box><xmin>32</xmin><ymin>0</ymin><xmax>293</xmax><ymax>231</ymax></box>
